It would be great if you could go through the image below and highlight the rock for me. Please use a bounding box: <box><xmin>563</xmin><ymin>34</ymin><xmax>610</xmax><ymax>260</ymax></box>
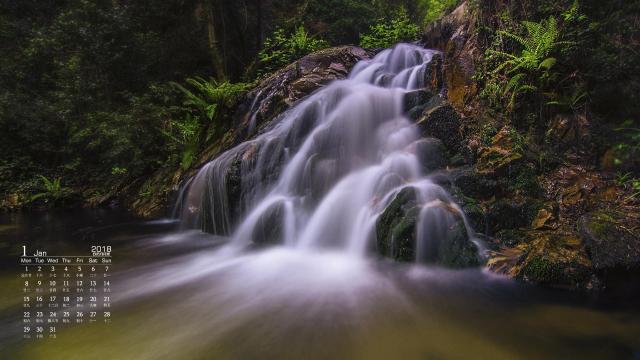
<box><xmin>422</xmin><ymin>1</ymin><xmax>479</xmax><ymax>112</ymax></box>
<box><xmin>487</xmin><ymin>231</ymin><xmax>593</xmax><ymax>289</ymax></box>
<box><xmin>487</xmin><ymin>198</ymin><xmax>542</xmax><ymax>234</ymax></box>
<box><xmin>376</xmin><ymin>187</ymin><xmax>419</xmax><ymax>262</ymax></box>
<box><xmin>578</xmin><ymin>210</ymin><xmax>640</xmax><ymax>270</ymax></box>
<box><xmin>416</xmin><ymin>103</ymin><xmax>462</xmax><ymax>153</ymax></box>
<box><xmin>547</xmin><ymin>113</ymin><xmax>591</xmax><ymax>151</ymax></box>
<box><xmin>243</xmin><ymin>46</ymin><xmax>372</xmax><ymax>135</ymax></box>
<box><xmin>476</xmin><ymin>126</ymin><xmax>524</xmax><ymax>174</ymax></box>
<box><xmin>375</xmin><ymin>187</ymin><xmax>479</xmax><ymax>267</ymax></box>
<box><xmin>251</xmin><ymin>202</ymin><xmax>286</xmax><ymax>246</ymax></box>
<box><xmin>424</xmin><ymin>53</ymin><xmax>445</xmax><ymax>93</ymax></box>
<box><xmin>448</xmin><ymin>166</ymin><xmax>497</xmax><ymax>199</ymax></box>
<box><xmin>416</xmin><ymin>200</ymin><xmax>480</xmax><ymax>267</ymax></box>
<box><xmin>409</xmin><ymin>137</ymin><xmax>449</xmax><ymax>173</ymax></box>
<box><xmin>403</xmin><ymin>89</ymin><xmax>434</xmax><ymax>117</ymax></box>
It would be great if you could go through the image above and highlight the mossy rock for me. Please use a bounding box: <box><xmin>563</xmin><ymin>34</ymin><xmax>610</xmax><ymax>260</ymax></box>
<box><xmin>489</xmin><ymin>231</ymin><xmax>593</xmax><ymax>289</ymax></box>
<box><xmin>448</xmin><ymin>166</ymin><xmax>497</xmax><ymax>199</ymax></box>
<box><xmin>476</xmin><ymin>126</ymin><xmax>525</xmax><ymax>174</ymax></box>
<box><xmin>376</xmin><ymin>188</ymin><xmax>480</xmax><ymax>267</ymax></box>
<box><xmin>416</xmin><ymin>103</ymin><xmax>462</xmax><ymax>153</ymax></box>
<box><xmin>251</xmin><ymin>202</ymin><xmax>286</xmax><ymax>246</ymax></box>
<box><xmin>487</xmin><ymin>198</ymin><xmax>543</xmax><ymax>234</ymax></box>
<box><xmin>578</xmin><ymin>210</ymin><xmax>640</xmax><ymax>270</ymax></box>
<box><xmin>376</xmin><ymin>187</ymin><xmax>419</xmax><ymax>262</ymax></box>
<box><xmin>411</xmin><ymin>137</ymin><xmax>449</xmax><ymax>173</ymax></box>
<box><xmin>404</xmin><ymin>89</ymin><xmax>433</xmax><ymax>114</ymax></box>
<box><xmin>434</xmin><ymin>220</ymin><xmax>481</xmax><ymax>267</ymax></box>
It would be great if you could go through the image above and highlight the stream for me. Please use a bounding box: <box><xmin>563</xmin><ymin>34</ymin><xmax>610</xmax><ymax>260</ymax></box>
<box><xmin>0</xmin><ymin>209</ymin><xmax>639</xmax><ymax>359</ymax></box>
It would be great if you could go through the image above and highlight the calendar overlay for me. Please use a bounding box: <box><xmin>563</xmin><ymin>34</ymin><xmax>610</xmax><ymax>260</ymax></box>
<box><xmin>19</xmin><ymin>246</ymin><xmax>112</xmax><ymax>340</ymax></box>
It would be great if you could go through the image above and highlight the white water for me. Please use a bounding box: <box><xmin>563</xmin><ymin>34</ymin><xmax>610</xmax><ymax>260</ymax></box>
<box><xmin>179</xmin><ymin>43</ymin><xmax>477</xmax><ymax>261</ymax></box>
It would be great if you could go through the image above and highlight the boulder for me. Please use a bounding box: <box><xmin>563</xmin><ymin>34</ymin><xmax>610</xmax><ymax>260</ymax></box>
<box><xmin>242</xmin><ymin>46</ymin><xmax>372</xmax><ymax>135</ymax></box>
<box><xmin>476</xmin><ymin>126</ymin><xmax>524</xmax><ymax>174</ymax></box>
<box><xmin>409</xmin><ymin>137</ymin><xmax>449</xmax><ymax>173</ymax></box>
<box><xmin>376</xmin><ymin>187</ymin><xmax>419</xmax><ymax>262</ymax></box>
<box><xmin>416</xmin><ymin>103</ymin><xmax>462</xmax><ymax>153</ymax></box>
<box><xmin>375</xmin><ymin>187</ymin><xmax>479</xmax><ymax>267</ymax></box>
<box><xmin>578</xmin><ymin>210</ymin><xmax>640</xmax><ymax>270</ymax></box>
<box><xmin>251</xmin><ymin>202</ymin><xmax>286</xmax><ymax>246</ymax></box>
<box><xmin>422</xmin><ymin>1</ymin><xmax>479</xmax><ymax>112</ymax></box>
<box><xmin>487</xmin><ymin>231</ymin><xmax>593</xmax><ymax>289</ymax></box>
<box><xmin>448</xmin><ymin>166</ymin><xmax>497</xmax><ymax>199</ymax></box>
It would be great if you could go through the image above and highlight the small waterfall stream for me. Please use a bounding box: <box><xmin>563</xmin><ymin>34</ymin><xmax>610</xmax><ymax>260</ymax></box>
<box><xmin>178</xmin><ymin>43</ymin><xmax>477</xmax><ymax>261</ymax></box>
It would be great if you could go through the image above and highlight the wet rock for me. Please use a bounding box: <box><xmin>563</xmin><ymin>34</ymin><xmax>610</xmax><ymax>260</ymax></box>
<box><xmin>416</xmin><ymin>202</ymin><xmax>480</xmax><ymax>267</ymax></box>
<box><xmin>243</xmin><ymin>46</ymin><xmax>372</xmax><ymax>135</ymax></box>
<box><xmin>416</xmin><ymin>103</ymin><xmax>462</xmax><ymax>153</ymax></box>
<box><xmin>476</xmin><ymin>126</ymin><xmax>524</xmax><ymax>174</ymax></box>
<box><xmin>376</xmin><ymin>187</ymin><xmax>419</xmax><ymax>262</ymax></box>
<box><xmin>487</xmin><ymin>198</ymin><xmax>542</xmax><ymax>234</ymax></box>
<box><xmin>375</xmin><ymin>188</ymin><xmax>479</xmax><ymax>267</ymax></box>
<box><xmin>251</xmin><ymin>202</ymin><xmax>286</xmax><ymax>246</ymax></box>
<box><xmin>578</xmin><ymin>210</ymin><xmax>640</xmax><ymax>270</ymax></box>
<box><xmin>422</xmin><ymin>1</ymin><xmax>479</xmax><ymax>112</ymax></box>
<box><xmin>410</xmin><ymin>137</ymin><xmax>449</xmax><ymax>173</ymax></box>
<box><xmin>404</xmin><ymin>89</ymin><xmax>433</xmax><ymax>111</ymax></box>
<box><xmin>448</xmin><ymin>166</ymin><xmax>497</xmax><ymax>199</ymax></box>
<box><xmin>404</xmin><ymin>89</ymin><xmax>434</xmax><ymax>120</ymax></box>
<box><xmin>487</xmin><ymin>231</ymin><xmax>593</xmax><ymax>289</ymax></box>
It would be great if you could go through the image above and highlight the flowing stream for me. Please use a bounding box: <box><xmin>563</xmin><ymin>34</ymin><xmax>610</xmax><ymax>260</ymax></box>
<box><xmin>1</xmin><ymin>44</ymin><xmax>639</xmax><ymax>359</ymax></box>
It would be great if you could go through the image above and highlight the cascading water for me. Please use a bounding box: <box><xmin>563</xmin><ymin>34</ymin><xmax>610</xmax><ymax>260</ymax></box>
<box><xmin>178</xmin><ymin>43</ymin><xmax>479</xmax><ymax>261</ymax></box>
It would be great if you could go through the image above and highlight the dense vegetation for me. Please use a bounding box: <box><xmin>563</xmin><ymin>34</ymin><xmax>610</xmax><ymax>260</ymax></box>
<box><xmin>471</xmin><ymin>0</ymin><xmax>639</xmax><ymax>198</ymax></box>
<box><xmin>1</xmin><ymin>0</ymin><xmax>637</xmax><ymax>212</ymax></box>
<box><xmin>0</xmin><ymin>0</ymin><xmax>455</xmax><ymax>209</ymax></box>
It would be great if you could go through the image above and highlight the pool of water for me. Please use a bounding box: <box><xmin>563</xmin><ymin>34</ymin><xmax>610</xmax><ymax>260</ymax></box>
<box><xmin>1</xmin><ymin>210</ymin><xmax>639</xmax><ymax>359</ymax></box>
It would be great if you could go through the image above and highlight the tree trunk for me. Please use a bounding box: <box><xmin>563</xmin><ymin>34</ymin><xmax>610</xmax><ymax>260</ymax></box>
<box><xmin>204</xmin><ymin>0</ymin><xmax>226</xmax><ymax>81</ymax></box>
<box><xmin>255</xmin><ymin>0</ymin><xmax>263</xmax><ymax>52</ymax></box>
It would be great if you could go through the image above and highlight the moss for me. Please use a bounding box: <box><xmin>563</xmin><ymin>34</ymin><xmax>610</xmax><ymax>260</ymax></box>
<box><xmin>376</xmin><ymin>188</ymin><xmax>418</xmax><ymax>261</ymax></box>
<box><xmin>521</xmin><ymin>256</ymin><xmax>564</xmax><ymax>283</ymax></box>
<box><xmin>585</xmin><ymin>210</ymin><xmax>618</xmax><ymax>242</ymax></box>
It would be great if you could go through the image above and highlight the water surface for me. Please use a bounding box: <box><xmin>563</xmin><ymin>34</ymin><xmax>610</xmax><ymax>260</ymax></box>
<box><xmin>1</xmin><ymin>210</ymin><xmax>639</xmax><ymax>359</ymax></box>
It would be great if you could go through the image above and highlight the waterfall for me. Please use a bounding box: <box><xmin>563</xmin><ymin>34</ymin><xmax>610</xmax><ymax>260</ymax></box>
<box><xmin>178</xmin><ymin>43</ymin><xmax>478</xmax><ymax>262</ymax></box>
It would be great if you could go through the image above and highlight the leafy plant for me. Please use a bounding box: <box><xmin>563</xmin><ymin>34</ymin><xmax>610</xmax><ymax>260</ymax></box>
<box><xmin>419</xmin><ymin>0</ymin><xmax>458</xmax><ymax>26</ymax></box>
<box><xmin>612</xmin><ymin>122</ymin><xmax>640</xmax><ymax>169</ymax></box>
<box><xmin>360</xmin><ymin>9</ymin><xmax>419</xmax><ymax>49</ymax></box>
<box><xmin>165</xmin><ymin>77</ymin><xmax>247</xmax><ymax>170</ymax></box>
<box><xmin>486</xmin><ymin>16</ymin><xmax>568</xmax><ymax>109</ymax></box>
<box><xmin>30</xmin><ymin>175</ymin><xmax>72</xmax><ymax>204</ymax></box>
<box><xmin>257</xmin><ymin>26</ymin><xmax>328</xmax><ymax>76</ymax></box>
<box><xmin>111</xmin><ymin>167</ymin><xmax>128</xmax><ymax>176</ymax></box>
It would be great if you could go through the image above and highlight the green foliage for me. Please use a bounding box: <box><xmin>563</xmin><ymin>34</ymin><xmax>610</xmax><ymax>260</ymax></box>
<box><xmin>419</xmin><ymin>0</ymin><xmax>458</xmax><ymax>26</ymax></box>
<box><xmin>486</xmin><ymin>16</ymin><xmax>567</xmax><ymax>109</ymax></box>
<box><xmin>111</xmin><ymin>167</ymin><xmax>128</xmax><ymax>176</ymax></box>
<box><xmin>30</xmin><ymin>175</ymin><xmax>72</xmax><ymax>204</ymax></box>
<box><xmin>615</xmin><ymin>172</ymin><xmax>640</xmax><ymax>201</ymax></box>
<box><xmin>612</xmin><ymin>121</ymin><xmax>640</xmax><ymax>171</ymax></box>
<box><xmin>165</xmin><ymin>77</ymin><xmax>247</xmax><ymax>170</ymax></box>
<box><xmin>257</xmin><ymin>26</ymin><xmax>328</xmax><ymax>76</ymax></box>
<box><xmin>359</xmin><ymin>9</ymin><xmax>419</xmax><ymax>49</ymax></box>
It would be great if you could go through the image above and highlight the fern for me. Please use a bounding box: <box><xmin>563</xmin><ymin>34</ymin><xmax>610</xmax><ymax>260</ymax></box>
<box><xmin>31</xmin><ymin>175</ymin><xmax>71</xmax><ymax>204</ymax></box>
<box><xmin>486</xmin><ymin>16</ymin><xmax>569</xmax><ymax>109</ymax></box>
<box><xmin>165</xmin><ymin>78</ymin><xmax>247</xmax><ymax>170</ymax></box>
<box><xmin>257</xmin><ymin>26</ymin><xmax>328</xmax><ymax>76</ymax></box>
